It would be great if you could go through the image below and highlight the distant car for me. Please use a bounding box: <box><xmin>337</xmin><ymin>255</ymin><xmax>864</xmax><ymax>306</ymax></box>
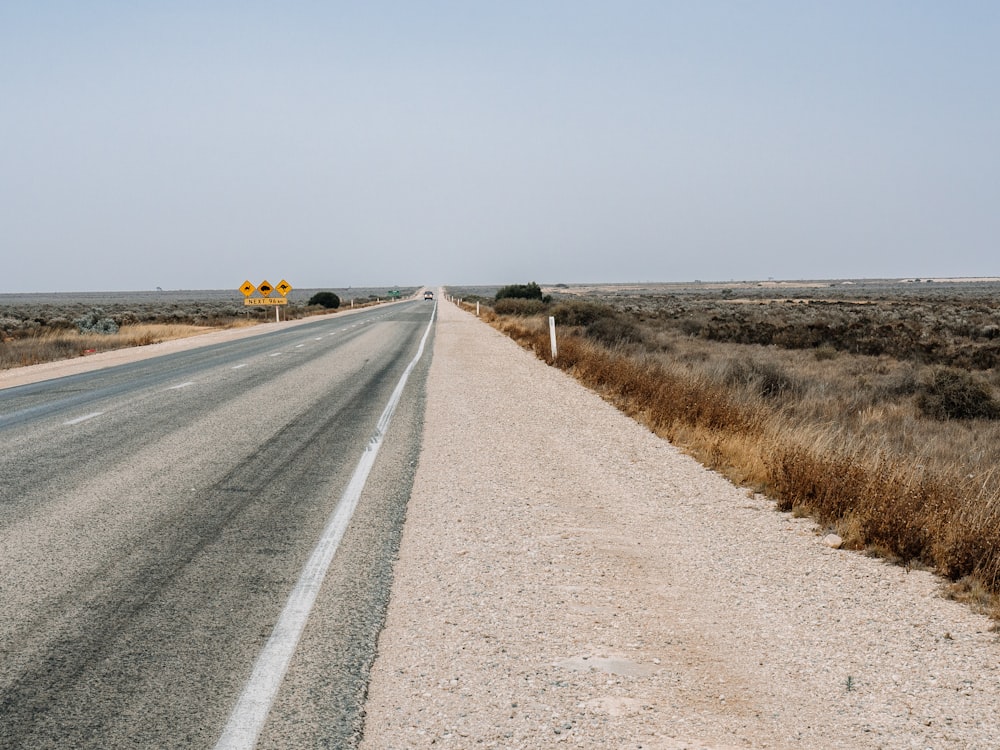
<box><xmin>424</xmin><ymin>291</ymin><xmax>434</xmax><ymax>300</ymax></box>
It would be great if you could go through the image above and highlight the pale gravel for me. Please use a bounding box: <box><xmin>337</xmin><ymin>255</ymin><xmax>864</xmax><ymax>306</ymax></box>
<box><xmin>360</xmin><ymin>299</ymin><xmax>1000</xmax><ymax>750</ymax></box>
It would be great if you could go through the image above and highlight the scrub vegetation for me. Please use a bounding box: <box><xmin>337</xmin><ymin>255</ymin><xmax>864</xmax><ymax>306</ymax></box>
<box><xmin>458</xmin><ymin>280</ymin><xmax>1000</xmax><ymax>615</ymax></box>
<box><xmin>0</xmin><ymin>287</ymin><xmax>415</xmax><ymax>370</ymax></box>
<box><xmin>307</xmin><ymin>291</ymin><xmax>341</xmax><ymax>309</ymax></box>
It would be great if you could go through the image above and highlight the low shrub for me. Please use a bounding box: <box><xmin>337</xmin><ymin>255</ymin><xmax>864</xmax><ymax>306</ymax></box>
<box><xmin>493</xmin><ymin>298</ymin><xmax>548</xmax><ymax>316</ymax></box>
<box><xmin>496</xmin><ymin>282</ymin><xmax>549</xmax><ymax>302</ymax></box>
<box><xmin>547</xmin><ymin>300</ymin><xmax>644</xmax><ymax>346</ymax></box>
<box><xmin>308</xmin><ymin>291</ymin><xmax>341</xmax><ymax>309</ymax></box>
<box><xmin>723</xmin><ymin>358</ymin><xmax>800</xmax><ymax>400</ymax></box>
<box><xmin>917</xmin><ymin>367</ymin><xmax>1000</xmax><ymax>420</ymax></box>
<box><xmin>74</xmin><ymin>309</ymin><xmax>119</xmax><ymax>335</ymax></box>
<box><xmin>0</xmin><ymin>316</ymin><xmax>22</xmax><ymax>336</ymax></box>
<box><xmin>550</xmin><ymin>300</ymin><xmax>617</xmax><ymax>327</ymax></box>
<box><xmin>584</xmin><ymin>316</ymin><xmax>644</xmax><ymax>347</ymax></box>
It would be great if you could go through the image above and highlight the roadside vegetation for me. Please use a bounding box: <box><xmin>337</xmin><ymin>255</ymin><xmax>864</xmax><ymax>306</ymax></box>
<box><xmin>307</xmin><ymin>291</ymin><xmax>341</xmax><ymax>309</ymax></box>
<box><xmin>458</xmin><ymin>281</ymin><xmax>1000</xmax><ymax>617</ymax></box>
<box><xmin>0</xmin><ymin>287</ymin><xmax>415</xmax><ymax>370</ymax></box>
<box><xmin>0</xmin><ymin>323</ymin><xmax>237</xmax><ymax>369</ymax></box>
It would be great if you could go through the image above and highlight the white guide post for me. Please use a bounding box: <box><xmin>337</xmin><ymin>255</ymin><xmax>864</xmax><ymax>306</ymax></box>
<box><xmin>549</xmin><ymin>316</ymin><xmax>557</xmax><ymax>361</ymax></box>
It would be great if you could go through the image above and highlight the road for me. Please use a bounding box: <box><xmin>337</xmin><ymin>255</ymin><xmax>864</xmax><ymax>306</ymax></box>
<box><xmin>0</xmin><ymin>300</ymin><xmax>435</xmax><ymax>749</ymax></box>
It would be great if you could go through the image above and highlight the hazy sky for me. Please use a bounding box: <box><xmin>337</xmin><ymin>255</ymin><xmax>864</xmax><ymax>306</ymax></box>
<box><xmin>2</xmin><ymin>2</ymin><xmax>998</xmax><ymax>292</ymax></box>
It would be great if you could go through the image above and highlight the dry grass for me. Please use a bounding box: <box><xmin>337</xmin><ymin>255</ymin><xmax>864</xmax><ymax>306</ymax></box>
<box><xmin>0</xmin><ymin>323</ymin><xmax>231</xmax><ymax>369</ymax></box>
<box><xmin>481</xmin><ymin>299</ymin><xmax>1000</xmax><ymax>617</ymax></box>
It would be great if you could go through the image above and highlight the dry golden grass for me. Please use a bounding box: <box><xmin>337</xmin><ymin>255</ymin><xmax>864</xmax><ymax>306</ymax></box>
<box><xmin>488</xmin><ymin>309</ymin><xmax>1000</xmax><ymax>616</ymax></box>
<box><xmin>0</xmin><ymin>323</ymin><xmax>231</xmax><ymax>370</ymax></box>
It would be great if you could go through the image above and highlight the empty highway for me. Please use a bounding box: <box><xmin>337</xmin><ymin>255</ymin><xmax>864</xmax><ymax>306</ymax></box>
<box><xmin>0</xmin><ymin>300</ymin><xmax>435</xmax><ymax>749</ymax></box>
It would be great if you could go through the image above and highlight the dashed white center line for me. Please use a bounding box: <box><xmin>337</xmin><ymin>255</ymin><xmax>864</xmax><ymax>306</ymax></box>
<box><xmin>64</xmin><ymin>412</ymin><xmax>104</xmax><ymax>426</ymax></box>
<box><xmin>295</xmin><ymin>344</ymin><xmax>305</xmax><ymax>348</ymax></box>
<box><xmin>269</xmin><ymin>352</ymin><xmax>282</xmax><ymax>357</ymax></box>
<box><xmin>232</xmin><ymin>364</ymin><xmax>247</xmax><ymax>370</ymax></box>
<box><xmin>168</xmin><ymin>381</ymin><xmax>195</xmax><ymax>390</ymax></box>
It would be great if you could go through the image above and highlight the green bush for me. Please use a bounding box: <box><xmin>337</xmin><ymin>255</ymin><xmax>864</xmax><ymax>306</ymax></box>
<box><xmin>917</xmin><ymin>367</ymin><xmax>1000</xmax><ymax>420</ymax></box>
<box><xmin>496</xmin><ymin>282</ymin><xmax>544</xmax><ymax>301</ymax></box>
<box><xmin>74</xmin><ymin>309</ymin><xmax>119</xmax><ymax>334</ymax></box>
<box><xmin>308</xmin><ymin>291</ymin><xmax>341</xmax><ymax>309</ymax></box>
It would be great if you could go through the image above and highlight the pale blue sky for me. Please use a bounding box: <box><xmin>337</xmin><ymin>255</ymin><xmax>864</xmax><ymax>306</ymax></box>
<box><xmin>2</xmin><ymin>2</ymin><xmax>998</xmax><ymax>292</ymax></box>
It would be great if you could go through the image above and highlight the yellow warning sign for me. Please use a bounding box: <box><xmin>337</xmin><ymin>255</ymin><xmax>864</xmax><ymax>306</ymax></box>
<box><xmin>239</xmin><ymin>280</ymin><xmax>256</xmax><ymax>297</ymax></box>
<box><xmin>275</xmin><ymin>280</ymin><xmax>293</xmax><ymax>297</ymax></box>
<box><xmin>258</xmin><ymin>280</ymin><xmax>274</xmax><ymax>297</ymax></box>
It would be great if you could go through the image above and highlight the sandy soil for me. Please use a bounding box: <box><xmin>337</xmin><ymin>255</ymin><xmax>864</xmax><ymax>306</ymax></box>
<box><xmin>359</xmin><ymin>298</ymin><xmax>1000</xmax><ymax>749</ymax></box>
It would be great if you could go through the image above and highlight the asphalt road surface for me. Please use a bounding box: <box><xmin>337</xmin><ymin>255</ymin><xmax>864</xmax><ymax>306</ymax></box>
<box><xmin>0</xmin><ymin>300</ymin><xmax>435</xmax><ymax>749</ymax></box>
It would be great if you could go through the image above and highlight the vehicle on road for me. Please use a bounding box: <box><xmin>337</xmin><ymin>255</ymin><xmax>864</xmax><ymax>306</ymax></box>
<box><xmin>424</xmin><ymin>291</ymin><xmax>434</xmax><ymax>300</ymax></box>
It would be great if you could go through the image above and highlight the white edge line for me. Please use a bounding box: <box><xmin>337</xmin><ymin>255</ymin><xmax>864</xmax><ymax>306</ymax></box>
<box><xmin>213</xmin><ymin>301</ymin><xmax>437</xmax><ymax>750</ymax></box>
<box><xmin>64</xmin><ymin>411</ymin><xmax>104</xmax><ymax>425</ymax></box>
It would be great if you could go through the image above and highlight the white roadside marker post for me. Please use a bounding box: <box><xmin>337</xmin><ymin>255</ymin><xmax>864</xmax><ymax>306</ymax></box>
<box><xmin>549</xmin><ymin>316</ymin><xmax>558</xmax><ymax>362</ymax></box>
<box><xmin>476</xmin><ymin>301</ymin><xmax>480</xmax><ymax>316</ymax></box>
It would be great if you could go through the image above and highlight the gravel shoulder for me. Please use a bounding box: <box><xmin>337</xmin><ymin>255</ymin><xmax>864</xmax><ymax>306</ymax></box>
<box><xmin>360</xmin><ymin>299</ymin><xmax>1000</xmax><ymax>749</ymax></box>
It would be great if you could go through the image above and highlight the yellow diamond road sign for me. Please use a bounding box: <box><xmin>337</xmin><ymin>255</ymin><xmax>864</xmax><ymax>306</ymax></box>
<box><xmin>276</xmin><ymin>279</ymin><xmax>292</xmax><ymax>297</ymax></box>
<box><xmin>239</xmin><ymin>280</ymin><xmax>256</xmax><ymax>297</ymax></box>
<box><xmin>258</xmin><ymin>280</ymin><xmax>274</xmax><ymax>297</ymax></box>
